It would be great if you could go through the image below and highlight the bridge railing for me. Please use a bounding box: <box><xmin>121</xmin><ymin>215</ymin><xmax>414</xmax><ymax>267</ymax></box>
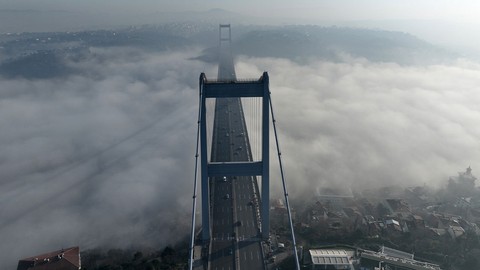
<box><xmin>204</xmin><ymin>78</ymin><xmax>263</xmax><ymax>83</ymax></box>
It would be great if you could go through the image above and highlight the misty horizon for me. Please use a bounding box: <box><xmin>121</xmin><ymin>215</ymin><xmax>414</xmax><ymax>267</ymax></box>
<box><xmin>0</xmin><ymin>5</ymin><xmax>480</xmax><ymax>58</ymax></box>
<box><xmin>0</xmin><ymin>3</ymin><xmax>480</xmax><ymax>268</ymax></box>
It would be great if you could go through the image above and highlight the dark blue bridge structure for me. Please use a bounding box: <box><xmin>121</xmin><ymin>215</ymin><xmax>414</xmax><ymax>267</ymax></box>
<box><xmin>189</xmin><ymin>25</ymin><xmax>299</xmax><ymax>270</ymax></box>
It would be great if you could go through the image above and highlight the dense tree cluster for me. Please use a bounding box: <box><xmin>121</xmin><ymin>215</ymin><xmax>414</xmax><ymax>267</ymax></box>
<box><xmin>81</xmin><ymin>243</ymin><xmax>188</xmax><ymax>270</ymax></box>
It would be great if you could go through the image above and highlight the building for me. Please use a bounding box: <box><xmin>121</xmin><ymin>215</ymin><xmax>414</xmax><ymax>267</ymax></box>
<box><xmin>447</xmin><ymin>225</ymin><xmax>465</xmax><ymax>239</ymax></box>
<box><xmin>380</xmin><ymin>246</ymin><xmax>413</xmax><ymax>260</ymax></box>
<box><xmin>17</xmin><ymin>247</ymin><xmax>81</xmax><ymax>270</ymax></box>
<box><xmin>447</xmin><ymin>166</ymin><xmax>477</xmax><ymax>197</ymax></box>
<box><xmin>306</xmin><ymin>249</ymin><xmax>354</xmax><ymax>270</ymax></box>
<box><xmin>360</xmin><ymin>246</ymin><xmax>441</xmax><ymax>270</ymax></box>
<box><xmin>271</xmin><ymin>198</ymin><xmax>296</xmax><ymax>226</ymax></box>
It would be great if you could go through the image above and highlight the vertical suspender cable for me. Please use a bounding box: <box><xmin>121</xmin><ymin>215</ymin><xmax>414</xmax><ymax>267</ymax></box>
<box><xmin>253</xmin><ymin>97</ymin><xmax>255</xmax><ymax>160</ymax></box>
<box><xmin>269</xmin><ymin>92</ymin><xmax>300</xmax><ymax>270</ymax></box>
<box><xmin>256</xmin><ymin>96</ymin><xmax>259</xmax><ymax>160</ymax></box>
<box><xmin>257</xmin><ymin>96</ymin><xmax>259</xmax><ymax>161</ymax></box>
<box><xmin>188</xmin><ymin>82</ymin><xmax>203</xmax><ymax>270</ymax></box>
<box><xmin>249</xmin><ymin>97</ymin><xmax>252</xmax><ymax>160</ymax></box>
<box><xmin>255</xmin><ymin>97</ymin><xmax>258</xmax><ymax>160</ymax></box>
<box><xmin>251</xmin><ymin>97</ymin><xmax>254</xmax><ymax>160</ymax></box>
<box><xmin>256</xmin><ymin>96</ymin><xmax>258</xmax><ymax>160</ymax></box>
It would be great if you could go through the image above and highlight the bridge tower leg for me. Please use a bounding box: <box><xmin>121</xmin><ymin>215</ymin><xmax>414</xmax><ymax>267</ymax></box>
<box><xmin>199</xmin><ymin>75</ymin><xmax>210</xmax><ymax>242</ymax></box>
<box><xmin>199</xmin><ymin>72</ymin><xmax>271</xmax><ymax>242</ymax></box>
<box><xmin>199</xmin><ymin>24</ymin><xmax>271</xmax><ymax>243</ymax></box>
<box><xmin>219</xmin><ymin>24</ymin><xmax>232</xmax><ymax>45</ymax></box>
<box><xmin>261</xmin><ymin>73</ymin><xmax>270</xmax><ymax>240</ymax></box>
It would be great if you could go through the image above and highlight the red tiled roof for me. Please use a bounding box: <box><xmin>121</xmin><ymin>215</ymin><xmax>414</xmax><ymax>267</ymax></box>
<box><xmin>17</xmin><ymin>246</ymin><xmax>80</xmax><ymax>270</ymax></box>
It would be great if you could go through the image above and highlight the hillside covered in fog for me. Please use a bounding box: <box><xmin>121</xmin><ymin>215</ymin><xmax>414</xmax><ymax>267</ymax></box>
<box><xmin>0</xmin><ymin>24</ymin><xmax>456</xmax><ymax>79</ymax></box>
<box><xmin>1</xmin><ymin>21</ymin><xmax>479</xmax><ymax>269</ymax></box>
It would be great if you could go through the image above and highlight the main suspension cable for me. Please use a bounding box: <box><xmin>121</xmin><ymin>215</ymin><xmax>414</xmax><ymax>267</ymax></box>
<box><xmin>188</xmin><ymin>82</ymin><xmax>203</xmax><ymax>270</ymax></box>
<box><xmin>269</xmin><ymin>92</ymin><xmax>300</xmax><ymax>270</ymax></box>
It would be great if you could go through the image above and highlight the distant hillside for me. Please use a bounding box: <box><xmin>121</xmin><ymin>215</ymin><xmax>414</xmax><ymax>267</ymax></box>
<box><xmin>229</xmin><ymin>25</ymin><xmax>456</xmax><ymax>65</ymax></box>
<box><xmin>0</xmin><ymin>23</ymin><xmax>458</xmax><ymax>79</ymax></box>
<box><xmin>0</xmin><ymin>26</ymin><xmax>191</xmax><ymax>79</ymax></box>
<box><xmin>0</xmin><ymin>50</ymin><xmax>74</xmax><ymax>79</ymax></box>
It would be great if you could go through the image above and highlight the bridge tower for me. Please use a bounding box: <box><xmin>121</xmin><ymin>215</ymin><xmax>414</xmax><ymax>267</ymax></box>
<box><xmin>199</xmin><ymin>24</ymin><xmax>270</xmax><ymax>241</ymax></box>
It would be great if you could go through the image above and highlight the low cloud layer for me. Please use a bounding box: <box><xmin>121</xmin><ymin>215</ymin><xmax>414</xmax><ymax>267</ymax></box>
<box><xmin>2</xmin><ymin>43</ymin><xmax>480</xmax><ymax>268</ymax></box>
<box><xmin>236</xmin><ymin>56</ymin><xmax>480</xmax><ymax>197</ymax></box>
<box><xmin>0</xmin><ymin>47</ymin><xmax>216</xmax><ymax>267</ymax></box>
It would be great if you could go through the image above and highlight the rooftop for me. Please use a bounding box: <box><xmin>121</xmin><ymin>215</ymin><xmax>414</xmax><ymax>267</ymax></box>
<box><xmin>17</xmin><ymin>246</ymin><xmax>80</xmax><ymax>270</ymax></box>
<box><xmin>309</xmin><ymin>249</ymin><xmax>352</xmax><ymax>265</ymax></box>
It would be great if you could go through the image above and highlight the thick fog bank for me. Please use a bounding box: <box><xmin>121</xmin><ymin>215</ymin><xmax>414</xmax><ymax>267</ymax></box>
<box><xmin>2</xmin><ymin>27</ymin><xmax>480</xmax><ymax>267</ymax></box>
<box><xmin>0</xmin><ymin>47</ymin><xmax>216</xmax><ymax>268</ymax></box>
<box><xmin>236</xmin><ymin>56</ymin><xmax>480</xmax><ymax>197</ymax></box>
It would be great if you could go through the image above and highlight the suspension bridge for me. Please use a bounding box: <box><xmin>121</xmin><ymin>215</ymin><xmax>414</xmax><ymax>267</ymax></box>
<box><xmin>188</xmin><ymin>24</ymin><xmax>299</xmax><ymax>270</ymax></box>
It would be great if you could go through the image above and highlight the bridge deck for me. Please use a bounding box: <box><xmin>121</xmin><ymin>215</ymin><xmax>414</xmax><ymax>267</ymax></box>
<box><xmin>209</xmin><ymin>97</ymin><xmax>264</xmax><ymax>270</ymax></box>
<box><xmin>208</xmin><ymin>28</ymin><xmax>265</xmax><ymax>270</ymax></box>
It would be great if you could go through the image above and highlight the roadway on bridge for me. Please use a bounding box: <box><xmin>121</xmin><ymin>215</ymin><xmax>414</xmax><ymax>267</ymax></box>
<box><xmin>209</xmin><ymin>97</ymin><xmax>264</xmax><ymax>270</ymax></box>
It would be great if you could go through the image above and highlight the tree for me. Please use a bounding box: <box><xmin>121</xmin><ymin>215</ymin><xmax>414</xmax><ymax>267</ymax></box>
<box><xmin>160</xmin><ymin>246</ymin><xmax>176</xmax><ymax>266</ymax></box>
<box><xmin>376</xmin><ymin>203</ymin><xmax>390</xmax><ymax>217</ymax></box>
<box><xmin>133</xmin><ymin>251</ymin><xmax>143</xmax><ymax>261</ymax></box>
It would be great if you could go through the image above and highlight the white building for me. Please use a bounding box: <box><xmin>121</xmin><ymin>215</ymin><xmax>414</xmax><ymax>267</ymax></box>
<box><xmin>306</xmin><ymin>249</ymin><xmax>354</xmax><ymax>270</ymax></box>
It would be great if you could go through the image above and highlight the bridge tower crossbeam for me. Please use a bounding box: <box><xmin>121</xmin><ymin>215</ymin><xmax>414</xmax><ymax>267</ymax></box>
<box><xmin>199</xmin><ymin>73</ymin><xmax>270</xmax><ymax>241</ymax></box>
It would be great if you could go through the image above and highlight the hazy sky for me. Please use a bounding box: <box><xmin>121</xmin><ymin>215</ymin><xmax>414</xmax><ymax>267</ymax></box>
<box><xmin>0</xmin><ymin>1</ymin><xmax>479</xmax><ymax>20</ymax></box>
<box><xmin>2</xmin><ymin>0</ymin><xmax>480</xmax><ymax>23</ymax></box>
<box><xmin>1</xmin><ymin>0</ymin><xmax>479</xmax><ymax>53</ymax></box>
<box><xmin>0</xmin><ymin>0</ymin><xmax>480</xmax><ymax>23</ymax></box>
